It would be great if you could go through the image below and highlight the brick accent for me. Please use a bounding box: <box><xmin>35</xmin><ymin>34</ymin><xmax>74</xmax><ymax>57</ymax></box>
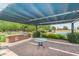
<box><xmin>6</xmin><ymin>34</ymin><xmax>31</xmax><ymax>43</ymax></box>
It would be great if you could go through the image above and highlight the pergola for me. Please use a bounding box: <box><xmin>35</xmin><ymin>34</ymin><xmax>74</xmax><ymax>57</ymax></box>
<box><xmin>0</xmin><ymin>3</ymin><xmax>79</xmax><ymax>33</ymax></box>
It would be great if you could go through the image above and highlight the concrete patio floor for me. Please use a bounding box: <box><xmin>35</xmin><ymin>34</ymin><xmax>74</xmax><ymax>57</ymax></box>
<box><xmin>1</xmin><ymin>38</ymin><xmax>79</xmax><ymax>56</ymax></box>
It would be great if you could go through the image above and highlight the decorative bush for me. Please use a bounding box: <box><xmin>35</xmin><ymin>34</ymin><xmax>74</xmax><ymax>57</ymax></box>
<box><xmin>42</xmin><ymin>33</ymin><xmax>66</xmax><ymax>40</ymax></box>
<box><xmin>41</xmin><ymin>33</ymin><xmax>48</xmax><ymax>38</ymax></box>
<box><xmin>39</xmin><ymin>30</ymin><xmax>46</xmax><ymax>33</ymax></box>
<box><xmin>0</xmin><ymin>35</ymin><xmax>6</xmax><ymax>42</ymax></box>
<box><xmin>47</xmin><ymin>34</ymin><xmax>59</xmax><ymax>39</ymax></box>
<box><xmin>33</xmin><ymin>31</ymin><xmax>41</xmax><ymax>38</ymax></box>
<box><xmin>67</xmin><ymin>32</ymin><xmax>79</xmax><ymax>44</ymax></box>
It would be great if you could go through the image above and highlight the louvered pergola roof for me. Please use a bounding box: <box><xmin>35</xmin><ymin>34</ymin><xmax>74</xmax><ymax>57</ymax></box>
<box><xmin>0</xmin><ymin>3</ymin><xmax>79</xmax><ymax>25</ymax></box>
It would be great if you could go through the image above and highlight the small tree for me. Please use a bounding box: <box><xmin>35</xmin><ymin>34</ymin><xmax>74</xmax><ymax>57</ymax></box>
<box><xmin>21</xmin><ymin>24</ymin><xmax>27</xmax><ymax>31</ymax></box>
<box><xmin>52</xmin><ymin>26</ymin><xmax>56</xmax><ymax>32</ymax></box>
<box><xmin>63</xmin><ymin>26</ymin><xmax>68</xmax><ymax>30</ymax></box>
<box><xmin>77</xmin><ymin>26</ymin><xmax>79</xmax><ymax>30</ymax></box>
<box><xmin>39</xmin><ymin>25</ymin><xmax>50</xmax><ymax>32</ymax></box>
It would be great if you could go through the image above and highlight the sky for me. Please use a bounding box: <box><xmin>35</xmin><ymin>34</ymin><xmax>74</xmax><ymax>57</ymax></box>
<box><xmin>0</xmin><ymin>3</ymin><xmax>79</xmax><ymax>29</ymax></box>
<box><xmin>0</xmin><ymin>3</ymin><xmax>9</xmax><ymax>11</ymax></box>
<box><xmin>51</xmin><ymin>22</ymin><xmax>79</xmax><ymax>29</ymax></box>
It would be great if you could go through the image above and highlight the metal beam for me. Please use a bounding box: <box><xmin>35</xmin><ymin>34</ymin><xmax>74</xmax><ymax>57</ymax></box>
<box><xmin>37</xmin><ymin>19</ymin><xmax>75</xmax><ymax>25</ymax></box>
<box><xmin>33</xmin><ymin>17</ymin><xmax>79</xmax><ymax>25</ymax></box>
<box><xmin>28</xmin><ymin>10</ymin><xmax>79</xmax><ymax>22</ymax></box>
<box><xmin>72</xmin><ymin>18</ymin><xmax>79</xmax><ymax>23</ymax></box>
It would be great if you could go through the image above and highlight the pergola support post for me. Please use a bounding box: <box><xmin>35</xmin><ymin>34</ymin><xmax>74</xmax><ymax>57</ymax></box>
<box><xmin>36</xmin><ymin>25</ymin><xmax>38</xmax><ymax>31</ymax></box>
<box><xmin>71</xmin><ymin>22</ymin><xmax>74</xmax><ymax>33</ymax></box>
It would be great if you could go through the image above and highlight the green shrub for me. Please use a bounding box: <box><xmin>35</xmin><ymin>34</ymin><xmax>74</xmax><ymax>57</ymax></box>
<box><xmin>0</xmin><ymin>35</ymin><xmax>6</xmax><ymax>42</ymax></box>
<box><xmin>67</xmin><ymin>32</ymin><xmax>79</xmax><ymax>44</ymax></box>
<box><xmin>42</xmin><ymin>33</ymin><xmax>66</xmax><ymax>40</ymax></box>
<box><xmin>48</xmin><ymin>34</ymin><xmax>59</xmax><ymax>39</ymax></box>
<box><xmin>55</xmin><ymin>34</ymin><xmax>66</xmax><ymax>39</ymax></box>
<box><xmin>48</xmin><ymin>34</ymin><xmax>66</xmax><ymax>39</ymax></box>
<box><xmin>33</xmin><ymin>31</ymin><xmax>41</xmax><ymax>38</ymax></box>
<box><xmin>39</xmin><ymin>30</ymin><xmax>46</xmax><ymax>33</ymax></box>
<box><xmin>41</xmin><ymin>33</ymin><xmax>48</xmax><ymax>38</ymax></box>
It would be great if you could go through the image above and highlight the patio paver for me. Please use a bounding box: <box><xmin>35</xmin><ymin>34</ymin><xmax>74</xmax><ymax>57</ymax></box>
<box><xmin>7</xmin><ymin>39</ymin><xmax>79</xmax><ymax>56</ymax></box>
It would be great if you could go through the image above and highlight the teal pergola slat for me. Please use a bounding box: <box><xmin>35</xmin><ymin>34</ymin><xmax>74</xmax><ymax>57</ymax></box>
<box><xmin>0</xmin><ymin>3</ymin><xmax>79</xmax><ymax>25</ymax></box>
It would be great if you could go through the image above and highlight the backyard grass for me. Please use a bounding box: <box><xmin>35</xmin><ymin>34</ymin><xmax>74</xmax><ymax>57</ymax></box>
<box><xmin>0</xmin><ymin>35</ymin><xmax>6</xmax><ymax>42</ymax></box>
